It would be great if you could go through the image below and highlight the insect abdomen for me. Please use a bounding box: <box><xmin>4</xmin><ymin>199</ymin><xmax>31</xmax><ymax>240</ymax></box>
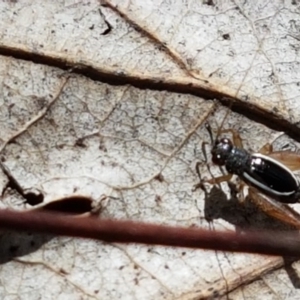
<box><xmin>242</xmin><ymin>153</ymin><xmax>298</xmax><ymax>203</ymax></box>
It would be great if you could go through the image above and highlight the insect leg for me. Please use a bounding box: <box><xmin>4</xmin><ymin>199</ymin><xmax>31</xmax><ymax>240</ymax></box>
<box><xmin>194</xmin><ymin>162</ymin><xmax>232</xmax><ymax>190</ymax></box>
<box><xmin>258</xmin><ymin>143</ymin><xmax>273</xmax><ymax>155</ymax></box>
<box><xmin>205</xmin><ymin>173</ymin><xmax>233</xmax><ymax>185</ymax></box>
<box><xmin>201</xmin><ymin>141</ymin><xmax>210</xmax><ymax>164</ymax></box>
<box><xmin>219</xmin><ymin>129</ymin><xmax>244</xmax><ymax>148</ymax></box>
<box><xmin>194</xmin><ymin>141</ymin><xmax>213</xmax><ymax>190</ymax></box>
<box><xmin>248</xmin><ymin>187</ymin><xmax>300</xmax><ymax>229</ymax></box>
<box><xmin>235</xmin><ymin>180</ymin><xmax>246</xmax><ymax>204</ymax></box>
<box><xmin>194</xmin><ymin>139</ymin><xmax>233</xmax><ymax>190</ymax></box>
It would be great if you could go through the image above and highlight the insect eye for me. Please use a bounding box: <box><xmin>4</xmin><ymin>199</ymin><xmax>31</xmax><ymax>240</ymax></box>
<box><xmin>220</xmin><ymin>138</ymin><xmax>232</xmax><ymax>147</ymax></box>
<box><xmin>212</xmin><ymin>153</ymin><xmax>224</xmax><ymax>166</ymax></box>
<box><xmin>212</xmin><ymin>153</ymin><xmax>224</xmax><ymax>165</ymax></box>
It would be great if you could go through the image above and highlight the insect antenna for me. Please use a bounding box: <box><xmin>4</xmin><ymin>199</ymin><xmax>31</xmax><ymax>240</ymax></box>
<box><xmin>205</xmin><ymin>122</ymin><xmax>214</xmax><ymax>145</ymax></box>
<box><xmin>214</xmin><ymin>98</ymin><xmax>234</xmax><ymax>141</ymax></box>
<box><xmin>211</xmin><ymin>99</ymin><xmax>233</xmax><ymax>145</ymax></box>
<box><xmin>195</xmin><ymin>99</ymin><xmax>233</xmax><ymax>191</ymax></box>
<box><xmin>204</xmin><ymin>99</ymin><xmax>233</xmax><ymax>146</ymax></box>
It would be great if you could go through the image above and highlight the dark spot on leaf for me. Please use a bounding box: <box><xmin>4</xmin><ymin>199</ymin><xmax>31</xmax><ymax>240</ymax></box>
<box><xmin>7</xmin><ymin>140</ymin><xmax>18</xmax><ymax>145</ymax></box>
<box><xmin>24</xmin><ymin>189</ymin><xmax>44</xmax><ymax>206</ymax></box>
<box><xmin>35</xmin><ymin>97</ymin><xmax>47</xmax><ymax>109</ymax></box>
<box><xmin>155</xmin><ymin>195</ymin><xmax>162</xmax><ymax>203</ymax></box>
<box><xmin>59</xmin><ymin>268</ymin><xmax>68</xmax><ymax>275</ymax></box>
<box><xmin>204</xmin><ymin>0</ymin><xmax>215</xmax><ymax>6</ymax></box>
<box><xmin>154</xmin><ymin>173</ymin><xmax>164</xmax><ymax>182</ymax></box>
<box><xmin>74</xmin><ymin>138</ymin><xmax>87</xmax><ymax>148</ymax></box>
<box><xmin>98</xmin><ymin>7</ymin><xmax>113</xmax><ymax>35</ymax></box>
<box><xmin>213</xmin><ymin>290</ymin><xmax>219</xmax><ymax>297</ymax></box>
<box><xmin>222</xmin><ymin>33</ymin><xmax>230</xmax><ymax>40</ymax></box>
<box><xmin>101</xmin><ymin>21</ymin><xmax>112</xmax><ymax>35</ymax></box>
<box><xmin>99</xmin><ymin>142</ymin><xmax>107</xmax><ymax>152</ymax></box>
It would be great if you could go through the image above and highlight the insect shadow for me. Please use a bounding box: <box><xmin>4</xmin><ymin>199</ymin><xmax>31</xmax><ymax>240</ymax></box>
<box><xmin>195</xmin><ymin>105</ymin><xmax>300</xmax><ymax>231</ymax></box>
<box><xmin>195</xmin><ymin>100</ymin><xmax>300</xmax><ymax>288</ymax></box>
<box><xmin>284</xmin><ymin>257</ymin><xmax>300</xmax><ymax>289</ymax></box>
<box><xmin>202</xmin><ymin>183</ymin><xmax>300</xmax><ymax>288</ymax></box>
<box><xmin>202</xmin><ymin>183</ymin><xmax>299</xmax><ymax>232</ymax></box>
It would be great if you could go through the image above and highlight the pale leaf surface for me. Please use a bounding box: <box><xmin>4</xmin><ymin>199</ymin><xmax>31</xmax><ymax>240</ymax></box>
<box><xmin>0</xmin><ymin>1</ymin><xmax>299</xmax><ymax>299</ymax></box>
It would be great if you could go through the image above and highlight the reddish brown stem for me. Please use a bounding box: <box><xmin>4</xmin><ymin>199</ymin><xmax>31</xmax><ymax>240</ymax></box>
<box><xmin>0</xmin><ymin>209</ymin><xmax>299</xmax><ymax>256</ymax></box>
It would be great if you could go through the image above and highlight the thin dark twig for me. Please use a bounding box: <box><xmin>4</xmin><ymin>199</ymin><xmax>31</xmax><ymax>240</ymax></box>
<box><xmin>0</xmin><ymin>209</ymin><xmax>299</xmax><ymax>256</ymax></box>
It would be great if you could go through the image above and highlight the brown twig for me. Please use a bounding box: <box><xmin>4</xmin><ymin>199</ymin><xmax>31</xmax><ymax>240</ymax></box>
<box><xmin>0</xmin><ymin>209</ymin><xmax>300</xmax><ymax>256</ymax></box>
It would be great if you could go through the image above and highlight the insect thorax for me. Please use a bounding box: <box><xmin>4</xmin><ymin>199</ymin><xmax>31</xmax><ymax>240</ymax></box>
<box><xmin>225</xmin><ymin>147</ymin><xmax>251</xmax><ymax>175</ymax></box>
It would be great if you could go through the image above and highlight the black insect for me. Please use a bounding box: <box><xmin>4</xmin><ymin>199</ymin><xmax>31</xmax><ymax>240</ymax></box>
<box><xmin>196</xmin><ymin>106</ymin><xmax>300</xmax><ymax>229</ymax></box>
<box><xmin>206</xmin><ymin>122</ymin><xmax>300</xmax><ymax>204</ymax></box>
